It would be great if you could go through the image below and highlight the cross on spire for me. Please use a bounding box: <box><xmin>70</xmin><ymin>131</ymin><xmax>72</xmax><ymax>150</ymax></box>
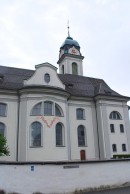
<box><xmin>67</xmin><ymin>20</ymin><xmax>70</xmax><ymax>37</ymax></box>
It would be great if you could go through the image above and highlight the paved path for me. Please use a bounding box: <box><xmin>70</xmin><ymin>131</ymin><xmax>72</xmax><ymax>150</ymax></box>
<box><xmin>82</xmin><ymin>186</ymin><xmax>130</xmax><ymax>194</ymax></box>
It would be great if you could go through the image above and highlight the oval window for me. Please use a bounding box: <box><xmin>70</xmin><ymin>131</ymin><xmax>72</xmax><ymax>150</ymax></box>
<box><xmin>44</xmin><ymin>73</ymin><xmax>50</xmax><ymax>83</ymax></box>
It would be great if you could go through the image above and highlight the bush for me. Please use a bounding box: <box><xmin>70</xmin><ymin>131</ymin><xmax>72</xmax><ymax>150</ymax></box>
<box><xmin>113</xmin><ymin>154</ymin><xmax>130</xmax><ymax>159</ymax></box>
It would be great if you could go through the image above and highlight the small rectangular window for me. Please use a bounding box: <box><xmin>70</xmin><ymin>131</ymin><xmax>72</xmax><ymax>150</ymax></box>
<box><xmin>122</xmin><ymin>144</ymin><xmax>126</xmax><ymax>152</ymax></box>
<box><xmin>110</xmin><ymin>124</ymin><xmax>115</xmax><ymax>133</ymax></box>
<box><xmin>76</xmin><ymin>109</ymin><xmax>84</xmax><ymax>120</ymax></box>
<box><xmin>112</xmin><ymin>144</ymin><xmax>117</xmax><ymax>152</ymax></box>
<box><xmin>120</xmin><ymin>124</ymin><xmax>124</xmax><ymax>133</ymax></box>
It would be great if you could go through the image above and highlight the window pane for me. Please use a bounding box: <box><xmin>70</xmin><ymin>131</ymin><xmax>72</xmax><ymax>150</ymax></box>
<box><xmin>44</xmin><ymin>102</ymin><xmax>52</xmax><ymax>115</ymax></box>
<box><xmin>78</xmin><ymin>125</ymin><xmax>86</xmax><ymax>146</ymax></box>
<box><xmin>122</xmin><ymin>144</ymin><xmax>126</xmax><ymax>152</ymax></box>
<box><xmin>44</xmin><ymin>73</ymin><xmax>50</xmax><ymax>83</ymax></box>
<box><xmin>110</xmin><ymin>124</ymin><xmax>114</xmax><ymax>133</ymax></box>
<box><xmin>120</xmin><ymin>124</ymin><xmax>124</xmax><ymax>133</ymax></box>
<box><xmin>0</xmin><ymin>103</ymin><xmax>6</xmax><ymax>117</ymax></box>
<box><xmin>31</xmin><ymin>122</ymin><xmax>41</xmax><ymax>147</ymax></box>
<box><xmin>0</xmin><ymin>122</ymin><xmax>5</xmax><ymax>136</ymax></box>
<box><xmin>56</xmin><ymin>123</ymin><xmax>63</xmax><ymax>146</ymax></box>
<box><xmin>55</xmin><ymin>104</ymin><xmax>61</xmax><ymax>116</ymax></box>
<box><xmin>72</xmin><ymin>63</ymin><xmax>78</xmax><ymax>75</ymax></box>
<box><xmin>32</xmin><ymin>103</ymin><xmax>42</xmax><ymax>115</ymax></box>
<box><xmin>109</xmin><ymin>111</ymin><xmax>121</xmax><ymax>120</ymax></box>
<box><xmin>77</xmin><ymin>109</ymin><xmax>84</xmax><ymax>119</ymax></box>
<box><xmin>112</xmin><ymin>144</ymin><xmax>117</xmax><ymax>152</ymax></box>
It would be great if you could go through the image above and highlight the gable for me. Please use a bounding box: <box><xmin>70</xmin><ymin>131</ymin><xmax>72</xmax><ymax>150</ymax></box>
<box><xmin>24</xmin><ymin>63</ymin><xmax>65</xmax><ymax>89</ymax></box>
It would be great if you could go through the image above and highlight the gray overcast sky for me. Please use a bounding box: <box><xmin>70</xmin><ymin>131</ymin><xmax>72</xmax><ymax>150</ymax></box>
<box><xmin>0</xmin><ymin>0</ymin><xmax>130</xmax><ymax>105</ymax></box>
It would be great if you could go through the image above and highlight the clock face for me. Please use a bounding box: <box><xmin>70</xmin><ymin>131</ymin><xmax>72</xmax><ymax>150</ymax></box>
<box><xmin>69</xmin><ymin>46</ymin><xmax>79</xmax><ymax>55</ymax></box>
<box><xmin>71</xmin><ymin>48</ymin><xmax>77</xmax><ymax>54</ymax></box>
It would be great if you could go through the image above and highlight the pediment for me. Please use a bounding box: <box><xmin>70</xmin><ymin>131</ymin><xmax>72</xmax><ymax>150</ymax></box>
<box><xmin>24</xmin><ymin>62</ymin><xmax>65</xmax><ymax>89</ymax></box>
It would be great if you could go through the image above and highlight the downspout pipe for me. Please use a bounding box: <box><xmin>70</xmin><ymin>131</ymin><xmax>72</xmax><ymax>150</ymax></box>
<box><xmin>16</xmin><ymin>91</ymin><xmax>20</xmax><ymax>161</ymax></box>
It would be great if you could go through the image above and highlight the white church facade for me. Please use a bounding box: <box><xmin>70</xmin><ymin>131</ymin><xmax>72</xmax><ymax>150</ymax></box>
<box><xmin>0</xmin><ymin>33</ymin><xmax>130</xmax><ymax>162</ymax></box>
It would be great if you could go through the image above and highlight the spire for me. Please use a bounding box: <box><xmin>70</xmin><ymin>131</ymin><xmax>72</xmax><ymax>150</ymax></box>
<box><xmin>67</xmin><ymin>20</ymin><xmax>70</xmax><ymax>37</ymax></box>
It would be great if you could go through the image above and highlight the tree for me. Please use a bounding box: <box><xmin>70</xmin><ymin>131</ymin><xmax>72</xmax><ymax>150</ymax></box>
<box><xmin>0</xmin><ymin>134</ymin><xmax>9</xmax><ymax>156</ymax></box>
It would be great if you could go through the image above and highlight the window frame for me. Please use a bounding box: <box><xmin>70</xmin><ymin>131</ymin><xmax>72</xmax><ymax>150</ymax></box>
<box><xmin>122</xmin><ymin>144</ymin><xmax>127</xmax><ymax>152</ymax></box>
<box><xmin>30</xmin><ymin>121</ymin><xmax>42</xmax><ymax>148</ymax></box>
<box><xmin>0</xmin><ymin>122</ymin><xmax>6</xmax><ymax>136</ymax></box>
<box><xmin>112</xmin><ymin>144</ymin><xmax>117</xmax><ymax>152</ymax></box>
<box><xmin>72</xmin><ymin>62</ymin><xmax>78</xmax><ymax>75</ymax></box>
<box><xmin>109</xmin><ymin>111</ymin><xmax>122</xmax><ymax>120</ymax></box>
<box><xmin>76</xmin><ymin>108</ymin><xmax>85</xmax><ymax>120</ymax></box>
<box><xmin>120</xmin><ymin>124</ymin><xmax>124</xmax><ymax>133</ymax></box>
<box><xmin>0</xmin><ymin>103</ymin><xmax>7</xmax><ymax>117</ymax></box>
<box><xmin>44</xmin><ymin>101</ymin><xmax>53</xmax><ymax>116</ymax></box>
<box><xmin>31</xmin><ymin>102</ymin><xmax>42</xmax><ymax>116</ymax></box>
<box><xmin>55</xmin><ymin>122</ymin><xmax>64</xmax><ymax>147</ymax></box>
<box><xmin>31</xmin><ymin>101</ymin><xmax>64</xmax><ymax>117</ymax></box>
<box><xmin>110</xmin><ymin>124</ymin><xmax>115</xmax><ymax>133</ymax></box>
<box><xmin>44</xmin><ymin>73</ymin><xmax>50</xmax><ymax>83</ymax></box>
<box><xmin>77</xmin><ymin>125</ymin><xmax>87</xmax><ymax>147</ymax></box>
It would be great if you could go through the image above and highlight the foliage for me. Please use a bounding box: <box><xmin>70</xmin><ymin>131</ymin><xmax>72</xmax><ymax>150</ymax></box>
<box><xmin>113</xmin><ymin>154</ymin><xmax>130</xmax><ymax>159</ymax></box>
<box><xmin>0</xmin><ymin>134</ymin><xmax>9</xmax><ymax>156</ymax></box>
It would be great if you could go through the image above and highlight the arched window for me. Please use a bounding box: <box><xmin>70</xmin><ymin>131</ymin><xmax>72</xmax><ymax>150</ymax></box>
<box><xmin>76</xmin><ymin>108</ymin><xmax>84</xmax><ymax>120</ymax></box>
<box><xmin>31</xmin><ymin>102</ymin><xmax>42</xmax><ymax>116</ymax></box>
<box><xmin>30</xmin><ymin>122</ymin><xmax>42</xmax><ymax>147</ymax></box>
<box><xmin>56</xmin><ymin>123</ymin><xmax>64</xmax><ymax>146</ymax></box>
<box><xmin>55</xmin><ymin>103</ymin><xmax>63</xmax><ymax>117</ymax></box>
<box><xmin>0</xmin><ymin>122</ymin><xmax>5</xmax><ymax>136</ymax></box>
<box><xmin>77</xmin><ymin>125</ymin><xmax>86</xmax><ymax>146</ymax></box>
<box><xmin>0</xmin><ymin>103</ymin><xmax>7</xmax><ymax>117</ymax></box>
<box><xmin>44</xmin><ymin>101</ymin><xmax>53</xmax><ymax>115</ymax></box>
<box><xmin>72</xmin><ymin>62</ymin><xmax>78</xmax><ymax>75</ymax></box>
<box><xmin>31</xmin><ymin>101</ymin><xmax>64</xmax><ymax>117</ymax></box>
<box><xmin>109</xmin><ymin>111</ymin><xmax>122</xmax><ymax>120</ymax></box>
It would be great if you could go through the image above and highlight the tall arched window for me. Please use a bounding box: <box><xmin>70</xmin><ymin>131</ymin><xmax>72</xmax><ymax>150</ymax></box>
<box><xmin>0</xmin><ymin>103</ymin><xmax>7</xmax><ymax>117</ymax></box>
<box><xmin>109</xmin><ymin>111</ymin><xmax>122</xmax><ymax>120</ymax></box>
<box><xmin>0</xmin><ymin>122</ymin><xmax>5</xmax><ymax>136</ymax></box>
<box><xmin>77</xmin><ymin>125</ymin><xmax>86</xmax><ymax>146</ymax></box>
<box><xmin>31</xmin><ymin>102</ymin><xmax>42</xmax><ymax>115</ymax></box>
<box><xmin>56</xmin><ymin>123</ymin><xmax>64</xmax><ymax>146</ymax></box>
<box><xmin>30</xmin><ymin>122</ymin><xmax>42</xmax><ymax>147</ymax></box>
<box><xmin>72</xmin><ymin>62</ymin><xmax>78</xmax><ymax>75</ymax></box>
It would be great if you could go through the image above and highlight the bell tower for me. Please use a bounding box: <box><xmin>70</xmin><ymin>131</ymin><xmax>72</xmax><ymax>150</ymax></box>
<box><xmin>57</xmin><ymin>26</ymin><xmax>84</xmax><ymax>76</ymax></box>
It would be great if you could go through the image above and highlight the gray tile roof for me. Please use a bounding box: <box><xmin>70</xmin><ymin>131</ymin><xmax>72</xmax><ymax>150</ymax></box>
<box><xmin>0</xmin><ymin>65</ymin><xmax>122</xmax><ymax>98</ymax></box>
<box><xmin>58</xmin><ymin>74</ymin><xmax>121</xmax><ymax>97</ymax></box>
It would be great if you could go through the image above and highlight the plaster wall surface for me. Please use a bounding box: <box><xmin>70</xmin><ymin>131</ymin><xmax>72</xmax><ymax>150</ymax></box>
<box><xmin>0</xmin><ymin>161</ymin><xmax>130</xmax><ymax>194</ymax></box>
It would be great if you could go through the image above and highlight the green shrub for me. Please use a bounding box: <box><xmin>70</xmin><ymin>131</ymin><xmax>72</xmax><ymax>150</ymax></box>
<box><xmin>113</xmin><ymin>154</ymin><xmax>130</xmax><ymax>159</ymax></box>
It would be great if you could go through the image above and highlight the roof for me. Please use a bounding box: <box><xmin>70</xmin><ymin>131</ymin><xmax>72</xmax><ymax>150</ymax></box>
<box><xmin>60</xmin><ymin>36</ymin><xmax>80</xmax><ymax>48</ymax></box>
<box><xmin>0</xmin><ymin>65</ymin><xmax>124</xmax><ymax>98</ymax></box>
<box><xmin>58</xmin><ymin>74</ymin><xmax>121</xmax><ymax>97</ymax></box>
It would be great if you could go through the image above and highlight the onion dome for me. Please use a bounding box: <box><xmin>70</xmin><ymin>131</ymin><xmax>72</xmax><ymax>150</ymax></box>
<box><xmin>60</xmin><ymin>36</ymin><xmax>80</xmax><ymax>49</ymax></box>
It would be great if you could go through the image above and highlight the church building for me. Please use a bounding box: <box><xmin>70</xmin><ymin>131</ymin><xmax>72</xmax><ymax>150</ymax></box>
<box><xmin>0</xmin><ymin>31</ymin><xmax>130</xmax><ymax>161</ymax></box>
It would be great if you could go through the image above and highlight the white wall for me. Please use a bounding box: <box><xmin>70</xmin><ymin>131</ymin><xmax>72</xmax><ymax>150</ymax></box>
<box><xmin>0</xmin><ymin>95</ymin><xmax>18</xmax><ymax>161</ymax></box>
<box><xmin>0</xmin><ymin>160</ymin><xmax>130</xmax><ymax>194</ymax></box>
